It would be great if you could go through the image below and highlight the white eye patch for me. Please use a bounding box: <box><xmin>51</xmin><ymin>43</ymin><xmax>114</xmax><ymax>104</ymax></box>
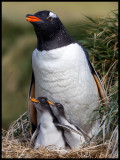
<box><xmin>49</xmin><ymin>12</ymin><xmax>57</xmax><ymax>18</ymax></box>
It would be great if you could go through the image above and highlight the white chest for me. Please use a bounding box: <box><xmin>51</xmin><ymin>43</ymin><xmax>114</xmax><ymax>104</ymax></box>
<box><xmin>34</xmin><ymin>111</ymin><xmax>65</xmax><ymax>149</ymax></box>
<box><xmin>32</xmin><ymin>43</ymin><xmax>98</xmax><ymax>130</ymax></box>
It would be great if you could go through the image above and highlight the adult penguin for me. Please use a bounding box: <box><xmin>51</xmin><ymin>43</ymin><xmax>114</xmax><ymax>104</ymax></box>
<box><xmin>26</xmin><ymin>10</ymin><xmax>107</xmax><ymax>136</ymax></box>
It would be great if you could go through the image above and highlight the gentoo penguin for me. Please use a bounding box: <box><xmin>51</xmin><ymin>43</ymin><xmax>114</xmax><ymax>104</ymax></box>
<box><xmin>30</xmin><ymin>97</ymin><xmax>65</xmax><ymax>149</ymax></box>
<box><xmin>50</xmin><ymin>102</ymin><xmax>90</xmax><ymax>149</ymax></box>
<box><xmin>26</xmin><ymin>11</ymin><xmax>107</xmax><ymax>137</ymax></box>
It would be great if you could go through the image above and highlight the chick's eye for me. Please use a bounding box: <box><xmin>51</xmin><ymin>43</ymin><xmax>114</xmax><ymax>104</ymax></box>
<box><xmin>41</xmin><ymin>99</ymin><xmax>46</xmax><ymax>103</ymax></box>
<box><xmin>57</xmin><ymin>104</ymin><xmax>62</xmax><ymax>108</ymax></box>
<box><xmin>47</xmin><ymin>17</ymin><xmax>52</xmax><ymax>21</ymax></box>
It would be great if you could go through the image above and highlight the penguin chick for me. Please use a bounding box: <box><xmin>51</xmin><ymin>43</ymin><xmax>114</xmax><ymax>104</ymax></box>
<box><xmin>30</xmin><ymin>97</ymin><xmax>65</xmax><ymax>149</ymax></box>
<box><xmin>50</xmin><ymin>102</ymin><xmax>87</xmax><ymax>149</ymax></box>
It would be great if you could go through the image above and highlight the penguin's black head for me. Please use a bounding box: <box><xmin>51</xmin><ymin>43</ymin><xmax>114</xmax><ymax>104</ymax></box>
<box><xmin>38</xmin><ymin>97</ymin><xmax>48</xmax><ymax>105</ymax></box>
<box><xmin>54</xmin><ymin>103</ymin><xmax>65</xmax><ymax>117</ymax></box>
<box><xmin>30</xmin><ymin>97</ymin><xmax>51</xmax><ymax>112</ymax></box>
<box><xmin>26</xmin><ymin>10</ymin><xmax>76</xmax><ymax>51</ymax></box>
<box><xmin>26</xmin><ymin>10</ymin><xmax>64</xmax><ymax>39</ymax></box>
<box><xmin>49</xmin><ymin>102</ymin><xmax>66</xmax><ymax>119</ymax></box>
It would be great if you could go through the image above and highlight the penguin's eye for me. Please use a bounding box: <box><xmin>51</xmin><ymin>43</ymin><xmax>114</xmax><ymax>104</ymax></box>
<box><xmin>57</xmin><ymin>104</ymin><xmax>62</xmax><ymax>108</ymax></box>
<box><xmin>47</xmin><ymin>17</ymin><xmax>52</xmax><ymax>21</ymax></box>
<box><xmin>41</xmin><ymin>99</ymin><xmax>46</xmax><ymax>103</ymax></box>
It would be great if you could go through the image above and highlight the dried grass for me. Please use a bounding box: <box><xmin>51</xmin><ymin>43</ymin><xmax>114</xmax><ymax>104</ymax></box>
<box><xmin>2</xmin><ymin>111</ymin><xmax>118</xmax><ymax>158</ymax></box>
<box><xmin>2</xmin><ymin>137</ymin><xmax>109</xmax><ymax>158</ymax></box>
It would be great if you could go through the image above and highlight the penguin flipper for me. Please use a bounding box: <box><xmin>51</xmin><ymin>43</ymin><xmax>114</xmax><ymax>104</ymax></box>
<box><xmin>30</xmin><ymin>124</ymin><xmax>40</xmax><ymax>146</ymax></box>
<box><xmin>28</xmin><ymin>70</ymin><xmax>37</xmax><ymax>134</ymax></box>
<box><xmin>88</xmin><ymin>60</ymin><xmax>108</xmax><ymax>107</ymax></box>
<box><xmin>55</xmin><ymin>123</ymin><xmax>82</xmax><ymax>136</ymax></box>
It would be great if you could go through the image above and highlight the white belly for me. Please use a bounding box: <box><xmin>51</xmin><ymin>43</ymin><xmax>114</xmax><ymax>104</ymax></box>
<box><xmin>32</xmin><ymin>43</ymin><xmax>99</xmax><ymax>132</ymax></box>
<box><xmin>34</xmin><ymin>112</ymin><xmax>65</xmax><ymax>149</ymax></box>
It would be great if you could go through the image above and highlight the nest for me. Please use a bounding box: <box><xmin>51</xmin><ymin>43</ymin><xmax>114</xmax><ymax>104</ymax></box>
<box><xmin>2</xmin><ymin>111</ymin><xmax>118</xmax><ymax>158</ymax></box>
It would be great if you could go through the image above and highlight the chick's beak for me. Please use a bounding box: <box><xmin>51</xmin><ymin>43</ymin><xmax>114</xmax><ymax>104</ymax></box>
<box><xmin>30</xmin><ymin>97</ymin><xmax>40</xmax><ymax>103</ymax></box>
<box><xmin>47</xmin><ymin>100</ymin><xmax>55</xmax><ymax>106</ymax></box>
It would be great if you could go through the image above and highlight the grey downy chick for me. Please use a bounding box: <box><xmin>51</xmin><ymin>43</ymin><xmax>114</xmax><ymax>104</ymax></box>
<box><xmin>50</xmin><ymin>102</ymin><xmax>90</xmax><ymax>149</ymax></box>
<box><xmin>30</xmin><ymin>97</ymin><xmax>65</xmax><ymax>149</ymax></box>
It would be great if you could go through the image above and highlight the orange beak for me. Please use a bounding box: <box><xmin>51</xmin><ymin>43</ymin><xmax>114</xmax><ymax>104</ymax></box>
<box><xmin>30</xmin><ymin>97</ymin><xmax>54</xmax><ymax>106</ymax></box>
<box><xmin>26</xmin><ymin>16</ymin><xmax>42</xmax><ymax>22</ymax></box>
<box><xmin>30</xmin><ymin>97</ymin><xmax>40</xmax><ymax>103</ymax></box>
<box><xmin>47</xmin><ymin>100</ymin><xmax>55</xmax><ymax>106</ymax></box>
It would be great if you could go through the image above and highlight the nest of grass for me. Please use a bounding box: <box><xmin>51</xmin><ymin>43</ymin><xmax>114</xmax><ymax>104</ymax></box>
<box><xmin>2</xmin><ymin>110</ymin><xmax>118</xmax><ymax>158</ymax></box>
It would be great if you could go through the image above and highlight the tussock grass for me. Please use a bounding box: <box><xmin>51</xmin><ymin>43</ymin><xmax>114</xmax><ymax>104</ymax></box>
<box><xmin>2</xmin><ymin>10</ymin><xmax>118</xmax><ymax>158</ymax></box>
<box><xmin>81</xmin><ymin>10</ymin><xmax>118</xmax><ymax>158</ymax></box>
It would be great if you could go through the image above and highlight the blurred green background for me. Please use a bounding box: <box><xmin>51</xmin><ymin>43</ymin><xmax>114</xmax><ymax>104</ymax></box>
<box><xmin>2</xmin><ymin>2</ymin><xmax>118</xmax><ymax>130</ymax></box>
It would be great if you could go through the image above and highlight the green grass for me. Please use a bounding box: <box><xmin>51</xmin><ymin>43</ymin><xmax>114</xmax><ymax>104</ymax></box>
<box><xmin>80</xmin><ymin>11</ymin><xmax>118</xmax><ymax>155</ymax></box>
